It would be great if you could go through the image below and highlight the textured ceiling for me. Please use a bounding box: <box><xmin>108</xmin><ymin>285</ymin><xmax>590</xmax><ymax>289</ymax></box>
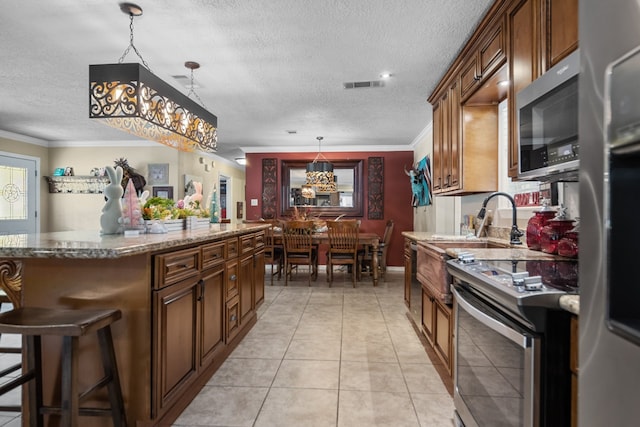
<box><xmin>0</xmin><ymin>0</ymin><xmax>494</xmax><ymax>163</ymax></box>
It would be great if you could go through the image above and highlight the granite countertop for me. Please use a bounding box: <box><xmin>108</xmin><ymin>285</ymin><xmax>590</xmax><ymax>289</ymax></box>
<box><xmin>559</xmin><ymin>295</ymin><xmax>579</xmax><ymax>315</ymax></box>
<box><xmin>0</xmin><ymin>223</ymin><xmax>270</xmax><ymax>259</ymax></box>
<box><xmin>401</xmin><ymin>231</ymin><xmax>435</xmax><ymax>241</ymax></box>
<box><xmin>443</xmin><ymin>247</ymin><xmax>569</xmax><ymax>260</ymax></box>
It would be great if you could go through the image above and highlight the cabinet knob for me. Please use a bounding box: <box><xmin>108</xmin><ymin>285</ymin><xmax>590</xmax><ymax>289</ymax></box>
<box><xmin>230</xmin><ymin>314</ymin><xmax>237</xmax><ymax>322</ymax></box>
<box><xmin>230</xmin><ymin>274</ymin><xmax>237</xmax><ymax>281</ymax></box>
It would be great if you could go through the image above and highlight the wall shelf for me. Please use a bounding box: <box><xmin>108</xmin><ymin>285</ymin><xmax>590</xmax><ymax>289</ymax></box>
<box><xmin>44</xmin><ymin>176</ymin><xmax>111</xmax><ymax>194</ymax></box>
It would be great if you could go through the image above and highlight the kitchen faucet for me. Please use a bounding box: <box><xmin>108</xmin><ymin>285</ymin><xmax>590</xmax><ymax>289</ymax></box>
<box><xmin>476</xmin><ymin>192</ymin><xmax>523</xmax><ymax>245</ymax></box>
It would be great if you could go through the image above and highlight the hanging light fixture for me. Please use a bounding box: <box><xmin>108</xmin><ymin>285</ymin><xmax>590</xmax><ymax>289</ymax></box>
<box><xmin>301</xmin><ymin>184</ymin><xmax>316</xmax><ymax>199</ymax></box>
<box><xmin>306</xmin><ymin>136</ymin><xmax>336</xmax><ymax>193</ymax></box>
<box><xmin>89</xmin><ymin>2</ymin><xmax>218</xmax><ymax>152</ymax></box>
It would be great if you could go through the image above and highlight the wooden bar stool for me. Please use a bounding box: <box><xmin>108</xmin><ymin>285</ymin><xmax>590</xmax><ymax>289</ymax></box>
<box><xmin>0</xmin><ymin>307</ymin><xmax>127</xmax><ymax>427</ymax></box>
<box><xmin>0</xmin><ymin>290</ymin><xmax>21</xmax><ymax>378</ymax></box>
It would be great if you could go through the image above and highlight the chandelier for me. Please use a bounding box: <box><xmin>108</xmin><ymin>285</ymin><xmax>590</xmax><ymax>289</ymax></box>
<box><xmin>89</xmin><ymin>3</ymin><xmax>218</xmax><ymax>152</ymax></box>
<box><xmin>306</xmin><ymin>136</ymin><xmax>336</xmax><ymax>193</ymax></box>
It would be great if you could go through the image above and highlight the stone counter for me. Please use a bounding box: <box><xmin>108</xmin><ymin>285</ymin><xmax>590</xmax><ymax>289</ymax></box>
<box><xmin>560</xmin><ymin>295</ymin><xmax>580</xmax><ymax>315</ymax></box>
<box><xmin>443</xmin><ymin>247</ymin><xmax>570</xmax><ymax>260</ymax></box>
<box><xmin>0</xmin><ymin>223</ymin><xmax>270</xmax><ymax>259</ymax></box>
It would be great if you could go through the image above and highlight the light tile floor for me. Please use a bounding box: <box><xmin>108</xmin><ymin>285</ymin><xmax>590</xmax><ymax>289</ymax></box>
<box><xmin>173</xmin><ymin>268</ymin><xmax>455</xmax><ymax>427</ymax></box>
<box><xmin>0</xmin><ymin>268</ymin><xmax>455</xmax><ymax>427</ymax></box>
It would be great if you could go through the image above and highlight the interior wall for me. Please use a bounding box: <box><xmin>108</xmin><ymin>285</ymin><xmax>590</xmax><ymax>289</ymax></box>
<box><xmin>244</xmin><ymin>151</ymin><xmax>414</xmax><ymax>267</ymax></box>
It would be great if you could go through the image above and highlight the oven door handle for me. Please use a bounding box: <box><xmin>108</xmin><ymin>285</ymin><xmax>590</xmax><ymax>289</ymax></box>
<box><xmin>452</xmin><ymin>286</ymin><xmax>530</xmax><ymax>348</ymax></box>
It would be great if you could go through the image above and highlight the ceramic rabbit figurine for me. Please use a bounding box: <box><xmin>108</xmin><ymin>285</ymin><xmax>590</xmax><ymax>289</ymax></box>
<box><xmin>100</xmin><ymin>166</ymin><xmax>124</xmax><ymax>234</ymax></box>
<box><xmin>138</xmin><ymin>190</ymin><xmax>150</xmax><ymax>207</ymax></box>
<box><xmin>191</xmin><ymin>181</ymin><xmax>203</xmax><ymax>205</ymax></box>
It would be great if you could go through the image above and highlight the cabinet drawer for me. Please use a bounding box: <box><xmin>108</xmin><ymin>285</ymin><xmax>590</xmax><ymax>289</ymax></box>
<box><xmin>225</xmin><ymin>259</ymin><xmax>239</xmax><ymax>300</ymax></box>
<box><xmin>240</xmin><ymin>234</ymin><xmax>255</xmax><ymax>254</ymax></box>
<box><xmin>154</xmin><ymin>247</ymin><xmax>201</xmax><ymax>289</ymax></box>
<box><xmin>227</xmin><ymin>238</ymin><xmax>239</xmax><ymax>258</ymax></box>
<box><xmin>226</xmin><ymin>295</ymin><xmax>240</xmax><ymax>343</ymax></box>
<box><xmin>254</xmin><ymin>231</ymin><xmax>265</xmax><ymax>250</ymax></box>
<box><xmin>202</xmin><ymin>241</ymin><xmax>225</xmax><ymax>270</ymax></box>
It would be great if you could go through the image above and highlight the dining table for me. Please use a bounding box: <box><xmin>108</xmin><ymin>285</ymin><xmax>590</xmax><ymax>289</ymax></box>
<box><xmin>274</xmin><ymin>231</ymin><xmax>381</xmax><ymax>286</ymax></box>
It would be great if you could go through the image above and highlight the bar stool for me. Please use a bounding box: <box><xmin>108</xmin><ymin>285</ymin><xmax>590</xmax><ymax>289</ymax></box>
<box><xmin>0</xmin><ymin>307</ymin><xmax>127</xmax><ymax>427</ymax></box>
<box><xmin>0</xmin><ymin>290</ymin><xmax>21</xmax><ymax>378</ymax></box>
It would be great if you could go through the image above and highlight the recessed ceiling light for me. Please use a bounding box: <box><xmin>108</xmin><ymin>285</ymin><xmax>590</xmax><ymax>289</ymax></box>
<box><xmin>380</xmin><ymin>73</ymin><xmax>393</xmax><ymax>79</ymax></box>
<box><xmin>235</xmin><ymin>157</ymin><xmax>247</xmax><ymax>165</ymax></box>
<box><xmin>286</xmin><ymin>130</ymin><xmax>297</xmax><ymax>134</ymax></box>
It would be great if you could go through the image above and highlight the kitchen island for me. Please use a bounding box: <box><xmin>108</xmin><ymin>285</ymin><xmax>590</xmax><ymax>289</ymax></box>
<box><xmin>0</xmin><ymin>223</ymin><xmax>269</xmax><ymax>426</ymax></box>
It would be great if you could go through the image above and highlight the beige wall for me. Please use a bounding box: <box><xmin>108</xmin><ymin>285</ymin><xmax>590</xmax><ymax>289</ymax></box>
<box><xmin>412</xmin><ymin>123</ymin><xmax>458</xmax><ymax>234</ymax></box>
<box><xmin>2</xmin><ymin>136</ymin><xmax>245</xmax><ymax>232</ymax></box>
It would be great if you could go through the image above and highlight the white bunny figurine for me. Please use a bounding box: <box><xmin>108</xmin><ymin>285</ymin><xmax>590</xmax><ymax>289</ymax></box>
<box><xmin>100</xmin><ymin>166</ymin><xmax>124</xmax><ymax>234</ymax></box>
<box><xmin>191</xmin><ymin>181</ymin><xmax>203</xmax><ymax>205</ymax></box>
<box><xmin>138</xmin><ymin>190</ymin><xmax>150</xmax><ymax>207</ymax></box>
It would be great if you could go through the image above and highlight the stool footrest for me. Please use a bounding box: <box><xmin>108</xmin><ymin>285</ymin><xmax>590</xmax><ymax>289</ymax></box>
<box><xmin>79</xmin><ymin>374</ymin><xmax>113</xmax><ymax>401</ymax></box>
<box><xmin>0</xmin><ymin>368</ymin><xmax>35</xmax><ymax>395</ymax></box>
<box><xmin>40</xmin><ymin>406</ymin><xmax>114</xmax><ymax>417</ymax></box>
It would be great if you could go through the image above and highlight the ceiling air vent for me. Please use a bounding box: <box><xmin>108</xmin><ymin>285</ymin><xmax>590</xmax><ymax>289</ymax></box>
<box><xmin>343</xmin><ymin>80</ymin><xmax>384</xmax><ymax>89</ymax></box>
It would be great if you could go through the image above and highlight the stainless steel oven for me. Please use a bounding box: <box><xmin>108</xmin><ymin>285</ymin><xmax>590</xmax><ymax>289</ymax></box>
<box><xmin>448</xmin><ymin>257</ymin><xmax>576</xmax><ymax>427</ymax></box>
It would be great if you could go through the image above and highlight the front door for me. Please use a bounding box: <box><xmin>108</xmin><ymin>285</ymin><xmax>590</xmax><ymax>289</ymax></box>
<box><xmin>0</xmin><ymin>153</ymin><xmax>39</xmax><ymax>235</ymax></box>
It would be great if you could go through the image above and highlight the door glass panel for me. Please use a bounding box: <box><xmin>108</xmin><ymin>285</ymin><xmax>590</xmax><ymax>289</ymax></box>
<box><xmin>0</xmin><ymin>165</ymin><xmax>27</xmax><ymax>220</ymax></box>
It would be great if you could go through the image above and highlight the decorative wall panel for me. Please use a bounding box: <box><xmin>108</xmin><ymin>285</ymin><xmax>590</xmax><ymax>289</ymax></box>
<box><xmin>367</xmin><ymin>157</ymin><xmax>384</xmax><ymax>219</ymax></box>
<box><xmin>261</xmin><ymin>158</ymin><xmax>277</xmax><ymax>219</ymax></box>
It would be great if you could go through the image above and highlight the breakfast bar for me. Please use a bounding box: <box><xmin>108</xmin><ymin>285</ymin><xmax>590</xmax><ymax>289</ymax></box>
<box><xmin>0</xmin><ymin>223</ymin><xmax>269</xmax><ymax>426</ymax></box>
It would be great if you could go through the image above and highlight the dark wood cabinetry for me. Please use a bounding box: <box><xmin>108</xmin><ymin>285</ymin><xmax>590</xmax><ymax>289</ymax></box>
<box><xmin>429</xmin><ymin>0</ymin><xmax>578</xmax><ymax>182</ymax></box>
<box><xmin>152</xmin><ymin>230</ymin><xmax>265</xmax><ymax>423</ymax></box>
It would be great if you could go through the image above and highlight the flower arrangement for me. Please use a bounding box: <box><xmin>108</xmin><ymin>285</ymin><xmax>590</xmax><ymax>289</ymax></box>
<box><xmin>142</xmin><ymin>197</ymin><xmax>210</xmax><ymax>220</ymax></box>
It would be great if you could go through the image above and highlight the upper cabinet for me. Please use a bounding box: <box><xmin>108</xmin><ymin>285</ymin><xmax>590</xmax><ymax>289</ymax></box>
<box><xmin>429</xmin><ymin>0</ymin><xmax>579</xmax><ymax>187</ymax></box>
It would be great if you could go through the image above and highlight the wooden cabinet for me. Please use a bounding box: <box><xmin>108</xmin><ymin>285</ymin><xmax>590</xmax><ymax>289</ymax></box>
<box><xmin>570</xmin><ymin>314</ymin><xmax>578</xmax><ymax>427</ymax></box>
<box><xmin>543</xmin><ymin>0</ymin><xmax>579</xmax><ymax>70</ymax></box>
<box><xmin>507</xmin><ymin>0</ymin><xmax>539</xmax><ymax>177</ymax></box>
<box><xmin>422</xmin><ymin>285</ymin><xmax>453</xmax><ymax>376</ymax></box>
<box><xmin>507</xmin><ymin>0</ymin><xmax>578</xmax><ymax>177</ymax></box>
<box><xmin>460</xmin><ymin>17</ymin><xmax>507</xmax><ymax>101</ymax></box>
<box><xmin>199</xmin><ymin>264</ymin><xmax>225</xmax><ymax>368</ymax></box>
<box><xmin>153</xmin><ymin>276</ymin><xmax>199</xmax><ymax>415</ymax></box>
<box><xmin>404</xmin><ymin>238</ymin><xmax>412</xmax><ymax>307</ymax></box>
<box><xmin>151</xmin><ymin>229</ymin><xmax>265</xmax><ymax>423</ymax></box>
<box><xmin>428</xmin><ymin>0</ymin><xmax>578</xmax><ymax>181</ymax></box>
<box><xmin>432</xmin><ymin>82</ymin><xmax>461</xmax><ymax>193</ymax></box>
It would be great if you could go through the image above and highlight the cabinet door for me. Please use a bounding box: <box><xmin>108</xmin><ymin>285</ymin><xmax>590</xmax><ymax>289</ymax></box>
<box><xmin>239</xmin><ymin>253</ymin><xmax>254</xmax><ymax>323</ymax></box>
<box><xmin>460</xmin><ymin>55</ymin><xmax>480</xmax><ymax>100</ymax></box>
<box><xmin>434</xmin><ymin>300</ymin><xmax>453</xmax><ymax>376</ymax></box>
<box><xmin>254</xmin><ymin>249</ymin><xmax>265</xmax><ymax>308</ymax></box>
<box><xmin>448</xmin><ymin>82</ymin><xmax>461</xmax><ymax>190</ymax></box>
<box><xmin>199</xmin><ymin>265</ymin><xmax>225</xmax><ymax>369</ymax></box>
<box><xmin>478</xmin><ymin>18</ymin><xmax>506</xmax><ymax>80</ymax></box>
<box><xmin>226</xmin><ymin>295</ymin><xmax>240</xmax><ymax>343</ymax></box>
<box><xmin>440</xmin><ymin>91</ymin><xmax>451</xmax><ymax>190</ymax></box>
<box><xmin>404</xmin><ymin>244</ymin><xmax>412</xmax><ymax>307</ymax></box>
<box><xmin>432</xmin><ymin>100</ymin><xmax>443</xmax><ymax>193</ymax></box>
<box><xmin>422</xmin><ymin>286</ymin><xmax>435</xmax><ymax>344</ymax></box>
<box><xmin>153</xmin><ymin>277</ymin><xmax>199</xmax><ymax>415</ymax></box>
<box><xmin>507</xmin><ymin>0</ymin><xmax>538</xmax><ymax>178</ymax></box>
<box><xmin>544</xmin><ymin>0</ymin><xmax>578</xmax><ymax>70</ymax></box>
<box><xmin>225</xmin><ymin>258</ymin><xmax>239</xmax><ymax>300</ymax></box>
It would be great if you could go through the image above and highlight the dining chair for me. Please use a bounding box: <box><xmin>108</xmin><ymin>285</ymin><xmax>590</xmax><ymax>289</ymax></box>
<box><xmin>264</xmin><ymin>221</ymin><xmax>283</xmax><ymax>285</ymax></box>
<box><xmin>326</xmin><ymin>219</ymin><xmax>360</xmax><ymax>287</ymax></box>
<box><xmin>361</xmin><ymin>219</ymin><xmax>394</xmax><ymax>280</ymax></box>
<box><xmin>282</xmin><ymin>220</ymin><xmax>318</xmax><ymax>286</ymax></box>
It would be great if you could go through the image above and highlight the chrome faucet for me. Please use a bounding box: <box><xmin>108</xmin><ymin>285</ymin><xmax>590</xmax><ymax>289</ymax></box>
<box><xmin>476</xmin><ymin>192</ymin><xmax>523</xmax><ymax>245</ymax></box>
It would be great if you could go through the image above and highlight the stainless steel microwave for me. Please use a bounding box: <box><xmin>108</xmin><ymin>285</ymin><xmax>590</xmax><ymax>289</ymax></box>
<box><xmin>517</xmin><ymin>50</ymin><xmax>580</xmax><ymax>181</ymax></box>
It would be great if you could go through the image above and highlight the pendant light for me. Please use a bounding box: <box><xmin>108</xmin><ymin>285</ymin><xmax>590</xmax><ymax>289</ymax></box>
<box><xmin>89</xmin><ymin>2</ymin><xmax>218</xmax><ymax>152</ymax></box>
<box><xmin>306</xmin><ymin>136</ymin><xmax>336</xmax><ymax>193</ymax></box>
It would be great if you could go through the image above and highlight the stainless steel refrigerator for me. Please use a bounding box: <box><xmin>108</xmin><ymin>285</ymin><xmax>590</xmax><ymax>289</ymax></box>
<box><xmin>580</xmin><ymin>0</ymin><xmax>640</xmax><ymax>426</ymax></box>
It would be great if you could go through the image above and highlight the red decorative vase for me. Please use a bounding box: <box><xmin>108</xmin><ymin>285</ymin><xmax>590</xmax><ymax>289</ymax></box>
<box><xmin>558</xmin><ymin>227</ymin><xmax>579</xmax><ymax>258</ymax></box>
<box><xmin>540</xmin><ymin>219</ymin><xmax>575</xmax><ymax>254</ymax></box>
<box><xmin>526</xmin><ymin>210</ymin><xmax>556</xmax><ymax>251</ymax></box>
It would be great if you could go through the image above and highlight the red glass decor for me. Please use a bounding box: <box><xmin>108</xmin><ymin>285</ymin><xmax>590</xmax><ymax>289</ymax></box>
<box><xmin>558</xmin><ymin>227</ymin><xmax>579</xmax><ymax>258</ymax></box>
<box><xmin>526</xmin><ymin>210</ymin><xmax>556</xmax><ymax>250</ymax></box>
<box><xmin>540</xmin><ymin>219</ymin><xmax>575</xmax><ymax>254</ymax></box>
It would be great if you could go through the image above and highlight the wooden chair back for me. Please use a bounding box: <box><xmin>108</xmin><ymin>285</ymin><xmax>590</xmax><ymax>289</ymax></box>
<box><xmin>282</xmin><ymin>220</ymin><xmax>315</xmax><ymax>256</ymax></box>
<box><xmin>326</xmin><ymin>220</ymin><xmax>360</xmax><ymax>256</ymax></box>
